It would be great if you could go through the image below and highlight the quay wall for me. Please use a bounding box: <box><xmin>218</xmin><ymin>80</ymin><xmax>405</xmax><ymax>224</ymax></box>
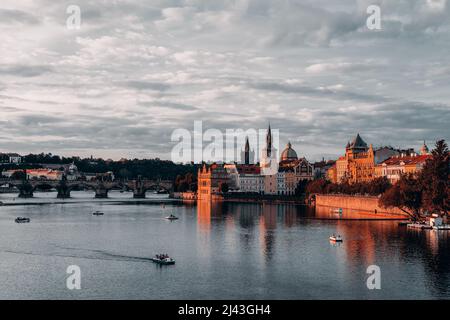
<box><xmin>170</xmin><ymin>192</ymin><xmax>197</xmax><ymax>200</ymax></box>
<box><xmin>315</xmin><ymin>194</ymin><xmax>407</xmax><ymax>218</ymax></box>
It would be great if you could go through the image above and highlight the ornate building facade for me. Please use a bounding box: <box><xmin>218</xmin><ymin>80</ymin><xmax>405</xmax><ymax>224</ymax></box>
<box><xmin>197</xmin><ymin>163</ymin><xmax>229</xmax><ymax>200</ymax></box>
<box><xmin>329</xmin><ymin>134</ymin><xmax>375</xmax><ymax>184</ymax></box>
<box><xmin>328</xmin><ymin>134</ymin><xmax>431</xmax><ymax>184</ymax></box>
<box><xmin>378</xmin><ymin>154</ymin><xmax>431</xmax><ymax>184</ymax></box>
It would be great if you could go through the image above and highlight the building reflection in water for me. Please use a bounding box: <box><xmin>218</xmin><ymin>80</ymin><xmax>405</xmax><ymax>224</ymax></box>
<box><xmin>315</xmin><ymin>205</ymin><xmax>397</xmax><ymax>269</ymax></box>
<box><xmin>196</xmin><ymin>200</ymin><xmax>450</xmax><ymax>296</ymax></box>
<box><xmin>419</xmin><ymin>230</ymin><xmax>450</xmax><ymax>296</ymax></box>
<box><xmin>197</xmin><ymin>200</ymin><xmax>307</xmax><ymax>263</ymax></box>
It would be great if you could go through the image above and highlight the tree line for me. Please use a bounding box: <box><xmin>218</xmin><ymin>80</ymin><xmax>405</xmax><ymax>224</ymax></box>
<box><xmin>2</xmin><ymin>153</ymin><xmax>198</xmax><ymax>182</ymax></box>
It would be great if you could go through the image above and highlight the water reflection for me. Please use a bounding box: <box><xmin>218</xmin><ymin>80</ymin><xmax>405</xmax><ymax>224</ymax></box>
<box><xmin>196</xmin><ymin>200</ymin><xmax>450</xmax><ymax>298</ymax></box>
<box><xmin>1</xmin><ymin>194</ymin><xmax>449</xmax><ymax>299</ymax></box>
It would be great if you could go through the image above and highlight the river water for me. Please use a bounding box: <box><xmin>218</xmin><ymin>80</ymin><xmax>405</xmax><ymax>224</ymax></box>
<box><xmin>0</xmin><ymin>191</ymin><xmax>449</xmax><ymax>299</ymax></box>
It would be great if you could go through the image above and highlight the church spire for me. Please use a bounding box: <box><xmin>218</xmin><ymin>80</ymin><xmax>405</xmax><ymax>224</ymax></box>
<box><xmin>420</xmin><ymin>140</ymin><xmax>430</xmax><ymax>155</ymax></box>
<box><xmin>266</xmin><ymin>123</ymin><xmax>272</xmax><ymax>157</ymax></box>
<box><xmin>244</xmin><ymin>136</ymin><xmax>250</xmax><ymax>164</ymax></box>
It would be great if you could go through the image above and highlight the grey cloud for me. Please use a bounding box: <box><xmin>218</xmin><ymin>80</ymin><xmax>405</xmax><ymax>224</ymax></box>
<box><xmin>0</xmin><ymin>9</ymin><xmax>40</xmax><ymax>25</ymax></box>
<box><xmin>123</xmin><ymin>81</ymin><xmax>171</xmax><ymax>91</ymax></box>
<box><xmin>248</xmin><ymin>80</ymin><xmax>391</xmax><ymax>103</ymax></box>
<box><xmin>17</xmin><ymin>114</ymin><xmax>63</xmax><ymax>126</ymax></box>
<box><xmin>139</xmin><ymin>101</ymin><xmax>198</xmax><ymax>111</ymax></box>
<box><xmin>0</xmin><ymin>65</ymin><xmax>53</xmax><ymax>77</ymax></box>
<box><xmin>0</xmin><ymin>0</ymin><xmax>448</xmax><ymax>160</ymax></box>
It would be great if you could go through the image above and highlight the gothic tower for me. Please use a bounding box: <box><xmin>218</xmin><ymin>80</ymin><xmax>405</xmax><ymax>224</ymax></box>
<box><xmin>260</xmin><ymin>123</ymin><xmax>278</xmax><ymax>175</ymax></box>
<box><xmin>240</xmin><ymin>136</ymin><xmax>255</xmax><ymax>165</ymax></box>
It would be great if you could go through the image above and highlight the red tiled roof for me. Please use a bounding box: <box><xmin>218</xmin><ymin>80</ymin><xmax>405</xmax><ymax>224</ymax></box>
<box><xmin>236</xmin><ymin>164</ymin><xmax>260</xmax><ymax>174</ymax></box>
<box><xmin>382</xmin><ymin>154</ymin><xmax>431</xmax><ymax>166</ymax></box>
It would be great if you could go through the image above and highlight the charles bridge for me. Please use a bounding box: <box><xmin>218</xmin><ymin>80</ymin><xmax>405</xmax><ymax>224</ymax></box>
<box><xmin>0</xmin><ymin>176</ymin><xmax>173</xmax><ymax>199</ymax></box>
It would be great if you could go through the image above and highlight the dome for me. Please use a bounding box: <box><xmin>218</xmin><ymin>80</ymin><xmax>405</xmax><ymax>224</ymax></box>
<box><xmin>281</xmin><ymin>142</ymin><xmax>298</xmax><ymax>161</ymax></box>
<box><xmin>68</xmin><ymin>162</ymin><xmax>78</xmax><ymax>173</ymax></box>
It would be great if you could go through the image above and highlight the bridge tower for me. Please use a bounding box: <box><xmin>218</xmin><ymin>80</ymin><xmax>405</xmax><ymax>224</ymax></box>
<box><xmin>133</xmin><ymin>175</ymin><xmax>146</xmax><ymax>199</ymax></box>
<box><xmin>94</xmin><ymin>183</ymin><xmax>108</xmax><ymax>198</ymax></box>
<box><xmin>17</xmin><ymin>181</ymin><xmax>34</xmax><ymax>198</ymax></box>
<box><xmin>56</xmin><ymin>175</ymin><xmax>71</xmax><ymax>199</ymax></box>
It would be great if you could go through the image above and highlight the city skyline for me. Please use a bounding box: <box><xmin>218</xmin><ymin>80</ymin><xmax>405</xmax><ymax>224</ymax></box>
<box><xmin>0</xmin><ymin>129</ymin><xmax>440</xmax><ymax>163</ymax></box>
<box><xmin>1</xmin><ymin>1</ymin><xmax>449</xmax><ymax>161</ymax></box>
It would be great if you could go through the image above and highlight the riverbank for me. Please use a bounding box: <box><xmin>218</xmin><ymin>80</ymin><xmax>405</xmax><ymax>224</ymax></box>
<box><xmin>315</xmin><ymin>194</ymin><xmax>408</xmax><ymax>219</ymax></box>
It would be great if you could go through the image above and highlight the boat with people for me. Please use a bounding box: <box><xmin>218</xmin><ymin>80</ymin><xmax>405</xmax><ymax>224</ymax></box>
<box><xmin>329</xmin><ymin>234</ymin><xmax>343</xmax><ymax>242</ymax></box>
<box><xmin>150</xmin><ymin>254</ymin><xmax>175</xmax><ymax>265</ymax></box>
<box><xmin>165</xmin><ymin>214</ymin><xmax>179</xmax><ymax>220</ymax></box>
<box><xmin>92</xmin><ymin>211</ymin><xmax>104</xmax><ymax>216</ymax></box>
<box><xmin>15</xmin><ymin>217</ymin><xmax>30</xmax><ymax>223</ymax></box>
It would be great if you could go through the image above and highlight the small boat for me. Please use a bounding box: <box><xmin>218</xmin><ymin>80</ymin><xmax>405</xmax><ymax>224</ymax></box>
<box><xmin>150</xmin><ymin>254</ymin><xmax>175</xmax><ymax>265</ymax></box>
<box><xmin>166</xmin><ymin>214</ymin><xmax>179</xmax><ymax>220</ymax></box>
<box><xmin>407</xmin><ymin>223</ymin><xmax>432</xmax><ymax>230</ymax></box>
<box><xmin>432</xmin><ymin>225</ymin><xmax>450</xmax><ymax>231</ymax></box>
<box><xmin>15</xmin><ymin>217</ymin><xmax>30</xmax><ymax>223</ymax></box>
<box><xmin>92</xmin><ymin>211</ymin><xmax>104</xmax><ymax>216</ymax></box>
<box><xmin>329</xmin><ymin>234</ymin><xmax>343</xmax><ymax>242</ymax></box>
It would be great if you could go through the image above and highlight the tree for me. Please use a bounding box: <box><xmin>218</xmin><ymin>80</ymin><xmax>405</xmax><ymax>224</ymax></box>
<box><xmin>118</xmin><ymin>168</ymin><xmax>132</xmax><ymax>180</ymax></box>
<box><xmin>190</xmin><ymin>182</ymin><xmax>198</xmax><ymax>192</ymax></box>
<box><xmin>295</xmin><ymin>179</ymin><xmax>309</xmax><ymax>196</ymax></box>
<box><xmin>379</xmin><ymin>173</ymin><xmax>422</xmax><ymax>221</ymax></box>
<box><xmin>11</xmin><ymin>170</ymin><xmax>26</xmax><ymax>180</ymax></box>
<box><xmin>366</xmin><ymin>177</ymin><xmax>391</xmax><ymax>196</ymax></box>
<box><xmin>305</xmin><ymin>178</ymin><xmax>329</xmax><ymax>195</ymax></box>
<box><xmin>174</xmin><ymin>173</ymin><xmax>198</xmax><ymax>192</ymax></box>
<box><xmin>178</xmin><ymin>181</ymin><xmax>190</xmax><ymax>192</ymax></box>
<box><xmin>219</xmin><ymin>182</ymin><xmax>229</xmax><ymax>193</ymax></box>
<box><xmin>419</xmin><ymin>140</ymin><xmax>449</xmax><ymax>216</ymax></box>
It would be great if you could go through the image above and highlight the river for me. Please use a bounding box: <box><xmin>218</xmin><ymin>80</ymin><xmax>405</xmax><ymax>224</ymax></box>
<box><xmin>0</xmin><ymin>191</ymin><xmax>449</xmax><ymax>299</ymax></box>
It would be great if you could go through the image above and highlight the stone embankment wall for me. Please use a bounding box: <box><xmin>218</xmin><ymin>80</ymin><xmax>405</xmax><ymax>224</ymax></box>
<box><xmin>315</xmin><ymin>194</ymin><xmax>407</xmax><ymax>218</ymax></box>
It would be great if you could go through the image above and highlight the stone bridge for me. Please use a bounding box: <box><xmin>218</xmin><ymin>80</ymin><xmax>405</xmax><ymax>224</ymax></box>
<box><xmin>0</xmin><ymin>177</ymin><xmax>173</xmax><ymax>199</ymax></box>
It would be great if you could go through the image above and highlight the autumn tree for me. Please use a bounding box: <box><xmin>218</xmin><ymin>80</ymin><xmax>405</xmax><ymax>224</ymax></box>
<box><xmin>305</xmin><ymin>178</ymin><xmax>329</xmax><ymax>195</ymax></box>
<box><xmin>419</xmin><ymin>140</ymin><xmax>449</xmax><ymax>216</ymax></box>
<box><xmin>379</xmin><ymin>173</ymin><xmax>422</xmax><ymax>221</ymax></box>
<box><xmin>366</xmin><ymin>177</ymin><xmax>391</xmax><ymax>196</ymax></box>
<box><xmin>174</xmin><ymin>172</ymin><xmax>197</xmax><ymax>192</ymax></box>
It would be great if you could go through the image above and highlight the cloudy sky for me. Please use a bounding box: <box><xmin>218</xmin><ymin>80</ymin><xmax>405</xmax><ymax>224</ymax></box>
<box><xmin>0</xmin><ymin>0</ymin><xmax>449</xmax><ymax>162</ymax></box>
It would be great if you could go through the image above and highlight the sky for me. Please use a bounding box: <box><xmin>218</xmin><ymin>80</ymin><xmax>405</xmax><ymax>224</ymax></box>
<box><xmin>0</xmin><ymin>0</ymin><xmax>449</xmax><ymax>162</ymax></box>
